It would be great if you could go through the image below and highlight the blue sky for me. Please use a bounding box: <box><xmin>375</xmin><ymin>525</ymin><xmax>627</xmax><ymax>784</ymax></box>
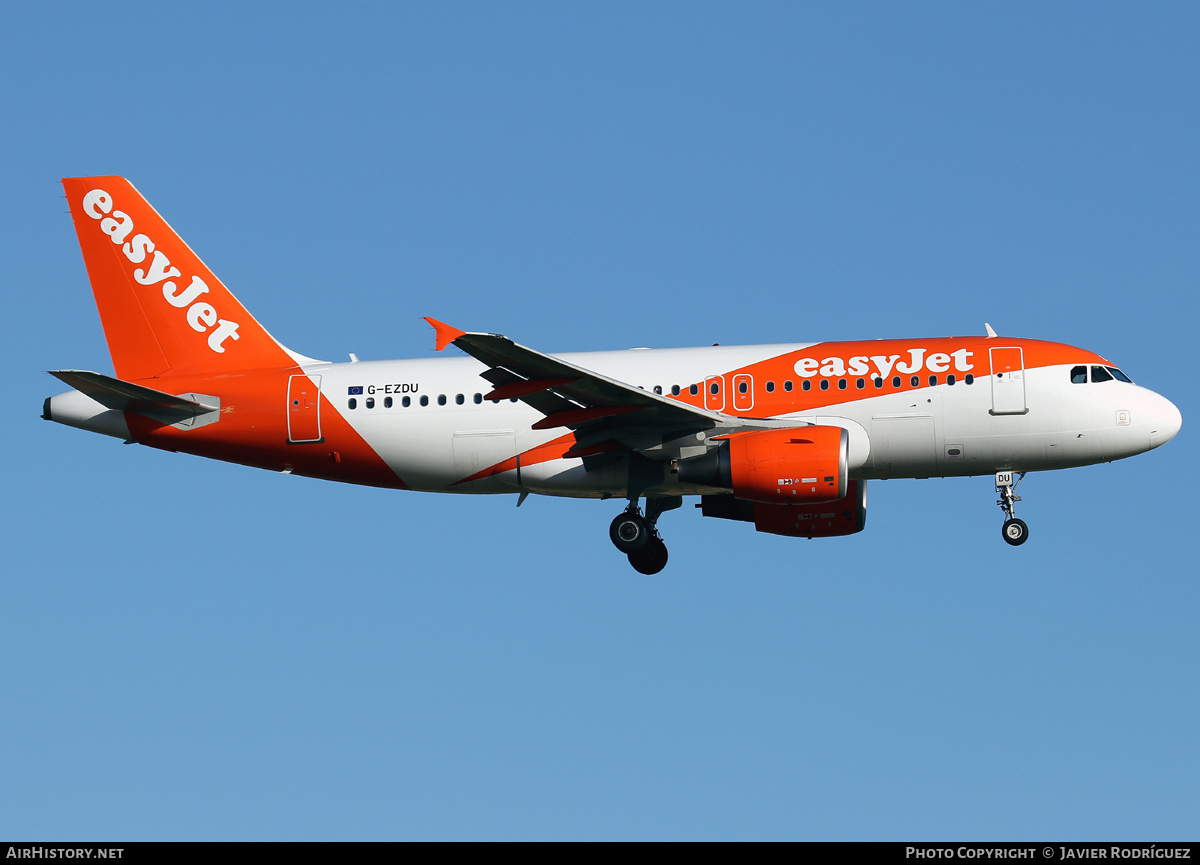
<box><xmin>1</xmin><ymin>2</ymin><xmax>1197</xmax><ymax>840</ymax></box>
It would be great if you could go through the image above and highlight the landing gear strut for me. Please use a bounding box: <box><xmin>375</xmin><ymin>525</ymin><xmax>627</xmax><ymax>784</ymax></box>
<box><xmin>609</xmin><ymin>496</ymin><xmax>680</xmax><ymax>574</ymax></box>
<box><xmin>995</xmin><ymin>471</ymin><xmax>1028</xmax><ymax>546</ymax></box>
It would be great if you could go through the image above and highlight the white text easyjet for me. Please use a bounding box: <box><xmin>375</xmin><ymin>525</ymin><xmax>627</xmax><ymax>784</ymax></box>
<box><xmin>81</xmin><ymin>189</ymin><xmax>241</xmax><ymax>353</ymax></box>
<box><xmin>793</xmin><ymin>348</ymin><xmax>974</xmax><ymax>379</ymax></box>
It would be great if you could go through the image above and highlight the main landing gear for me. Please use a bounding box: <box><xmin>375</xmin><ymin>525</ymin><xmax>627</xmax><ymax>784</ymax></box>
<box><xmin>995</xmin><ymin>470</ymin><xmax>1029</xmax><ymax>546</ymax></box>
<box><xmin>609</xmin><ymin>497</ymin><xmax>679</xmax><ymax>574</ymax></box>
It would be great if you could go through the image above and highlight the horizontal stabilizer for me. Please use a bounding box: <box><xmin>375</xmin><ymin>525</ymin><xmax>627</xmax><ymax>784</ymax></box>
<box><xmin>47</xmin><ymin>370</ymin><xmax>218</xmax><ymax>424</ymax></box>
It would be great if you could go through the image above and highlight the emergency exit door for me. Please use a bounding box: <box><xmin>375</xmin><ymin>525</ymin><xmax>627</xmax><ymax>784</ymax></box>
<box><xmin>989</xmin><ymin>347</ymin><xmax>1026</xmax><ymax>415</ymax></box>
<box><xmin>705</xmin><ymin>375</ymin><xmax>725</xmax><ymax>411</ymax></box>
<box><xmin>732</xmin><ymin>374</ymin><xmax>754</xmax><ymax>412</ymax></box>
<box><xmin>287</xmin><ymin>374</ymin><xmax>323</xmax><ymax>442</ymax></box>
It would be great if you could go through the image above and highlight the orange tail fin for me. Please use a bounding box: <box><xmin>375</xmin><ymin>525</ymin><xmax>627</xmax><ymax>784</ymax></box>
<box><xmin>62</xmin><ymin>177</ymin><xmax>304</xmax><ymax>381</ymax></box>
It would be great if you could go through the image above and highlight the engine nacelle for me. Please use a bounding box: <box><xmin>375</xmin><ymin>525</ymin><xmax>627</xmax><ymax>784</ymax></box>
<box><xmin>679</xmin><ymin>426</ymin><xmax>848</xmax><ymax>505</ymax></box>
<box><xmin>699</xmin><ymin>480</ymin><xmax>868</xmax><ymax>539</ymax></box>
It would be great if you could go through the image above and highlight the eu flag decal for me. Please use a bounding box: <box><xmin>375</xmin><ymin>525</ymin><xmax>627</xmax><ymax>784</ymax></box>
<box><xmin>348</xmin><ymin>386</ymin><xmax>363</xmax><ymax>395</ymax></box>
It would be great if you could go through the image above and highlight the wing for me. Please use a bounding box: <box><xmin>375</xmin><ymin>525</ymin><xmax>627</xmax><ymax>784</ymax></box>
<box><xmin>424</xmin><ymin>318</ymin><xmax>784</xmax><ymax>462</ymax></box>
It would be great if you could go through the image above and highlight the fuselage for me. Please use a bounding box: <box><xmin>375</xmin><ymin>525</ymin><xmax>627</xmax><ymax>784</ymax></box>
<box><xmin>51</xmin><ymin>335</ymin><xmax>1181</xmax><ymax>499</ymax></box>
<box><xmin>315</xmin><ymin>335</ymin><xmax>1181</xmax><ymax>495</ymax></box>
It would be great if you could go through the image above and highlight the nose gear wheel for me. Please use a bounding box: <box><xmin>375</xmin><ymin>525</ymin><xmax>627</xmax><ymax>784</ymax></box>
<box><xmin>995</xmin><ymin>471</ymin><xmax>1030</xmax><ymax>546</ymax></box>
<box><xmin>1002</xmin><ymin>518</ymin><xmax>1029</xmax><ymax>546</ymax></box>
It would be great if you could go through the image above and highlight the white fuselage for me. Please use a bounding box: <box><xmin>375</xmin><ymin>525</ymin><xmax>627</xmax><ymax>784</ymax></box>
<box><xmin>302</xmin><ymin>343</ymin><xmax>1179</xmax><ymax>498</ymax></box>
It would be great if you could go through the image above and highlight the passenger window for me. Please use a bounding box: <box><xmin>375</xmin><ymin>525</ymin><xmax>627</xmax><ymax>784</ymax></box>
<box><xmin>965</xmin><ymin>374</ymin><xmax>974</xmax><ymax>385</ymax></box>
<box><xmin>910</xmin><ymin>375</ymin><xmax>920</xmax><ymax>387</ymax></box>
<box><xmin>384</xmin><ymin>396</ymin><xmax>393</xmax><ymax>408</ymax></box>
<box><xmin>766</xmin><ymin>381</ymin><xmax>775</xmax><ymax>393</ymax></box>
<box><xmin>1091</xmin><ymin>366</ymin><xmax>1113</xmax><ymax>383</ymax></box>
<box><xmin>671</xmin><ymin>385</ymin><xmax>680</xmax><ymax>396</ymax></box>
<box><xmin>1106</xmin><ymin>366</ymin><xmax>1133</xmax><ymax>383</ymax></box>
<box><xmin>455</xmin><ymin>394</ymin><xmax>464</xmax><ymax>405</ymax></box>
<box><xmin>929</xmin><ymin>375</ymin><xmax>937</xmax><ymax>386</ymax></box>
<box><xmin>856</xmin><ymin>378</ymin><xmax>864</xmax><ymax>389</ymax></box>
<box><xmin>784</xmin><ymin>380</ymin><xmax>793</xmax><ymax>392</ymax></box>
<box><xmin>838</xmin><ymin>379</ymin><xmax>847</xmax><ymax>390</ymax></box>
<box><xmin>474</xmin><ymin>393</ymin><xmax>483</xmax><ymax>404</ymax></box>
<box><xmin>1071</xmin><ymin>365</ymin><xmax>1087</xmax><ymax>384</ymax></box>
<box><xmin>653</xmin><ymin>385</ymin><xmax>662</xmax><ymax>395</ymax></box>
<box><xmin>738</xmin><ymin>381</ymin><xmax>748</xmax><ymax>394</ymax></box>
<box><xmin>947</xmin><ymin>374</ymin><xmax>956</xmax><ymax>385</ymax></box>
<box><xmin>438</xmin><ymin>395</ymin><xmax>447</xmax><ymax>405</ymax></box>
<box><xmin>710</xmin><ymin>382</ymin><xmax>719</xmax><ymax>395</ymax></box>
<box><xmin>419</xmin><ymin>395</ymin><xmax>429</xmax><ymax>407</ymax></box>
<box><xmin>348</xmin><ymin>398</ymin><xmax>357</xmax><ymax>410</ymax></box>
<box><xmin>402</xmin><ymin>396</ymin><xmax>411</xmax><ymax>407</ymax></box>
<box><xmin>802</xmin><ymin>380</ymin><xmax>811</xmax><ymax>391</ymax></box>
<box><xmin>820</xmin><ymin>380</ymin><xmax>829</xmax><ymax>391</ymax></box>
<box><xmin>366</xmin><ymin>397</ymin><xmax>375</xmax><ymax>409</ymax></box>
<box><xmin>690</xmin><ymin>384</ymin><xmax>699</xmax><ymax>396</ymax></box>
<box><xmin>892</xmin><ymin>376</ymin><xmax>901</xmax><ymax>388</ymax></box>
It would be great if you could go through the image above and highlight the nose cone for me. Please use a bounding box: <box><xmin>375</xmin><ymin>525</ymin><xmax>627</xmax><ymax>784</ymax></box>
<box><xmin>1148</xmin><ymin>395</ymin><xmax>1182</xmax><ymax>449</ymax></box>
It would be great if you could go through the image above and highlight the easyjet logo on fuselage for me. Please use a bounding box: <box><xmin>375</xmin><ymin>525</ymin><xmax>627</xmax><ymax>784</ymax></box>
<box><xmin>81</xmin><ymin>189</ymin><xmax>241</xmax><ymax>354</ymax></box>
<box><xmin>793</xmin><ymin>347</ymin><xmax>974</xmax><ymax>380</ymax></box>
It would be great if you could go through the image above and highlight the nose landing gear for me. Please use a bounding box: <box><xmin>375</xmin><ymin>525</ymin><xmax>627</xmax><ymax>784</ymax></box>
<box><xmin>609</xmin><ymin>496</ymin><xmax>680</xmax><ymax>574</ymax></box>
<box><xmin>996</xmin><ymin>471</ymin><xmax>1028</xmax><ymax>546</ymax></box>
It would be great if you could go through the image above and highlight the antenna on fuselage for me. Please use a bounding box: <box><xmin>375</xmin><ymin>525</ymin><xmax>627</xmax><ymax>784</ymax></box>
<box><xmin>984</xmin><ymin>323</ymin><xmax>998</xmax><ymax>338</ymax></box>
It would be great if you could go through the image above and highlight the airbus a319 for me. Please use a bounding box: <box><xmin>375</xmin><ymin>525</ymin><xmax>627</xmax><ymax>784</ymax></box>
<box><xmin>44</xmin><ymin>177</ymin><xmax>1182</xmax><ymax>573</ymax></box>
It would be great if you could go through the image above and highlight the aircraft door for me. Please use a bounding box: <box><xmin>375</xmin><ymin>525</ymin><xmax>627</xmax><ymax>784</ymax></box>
<box><xmin>989</xmin><ymin>347</ymin><xmax>1027</xmax><ymax>415</ymax></box>
<box><xmin>705</xmin><ymin>375</ymin><xmax>725</xmax><ymax>411</ymax></box>
<box><xmin>287</xmin><ymin>374</ymin><xmax>322</xmax><ymax>443</ymax></box>
<box><xmin>732</xmin><ymin>374</ymin><xmax>754</xmax><ymax>412</ymax></box>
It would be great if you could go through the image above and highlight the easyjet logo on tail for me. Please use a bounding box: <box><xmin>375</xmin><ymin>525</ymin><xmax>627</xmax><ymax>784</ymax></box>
<box><xmin>793</xmin><ymin>347</ymin><xmax>974</xmax><ymax>380</ymax></box>
<box><xmin>81</xmin><ymin>189</ymin><xmax>241</xmax><ymax>354</ymax></box>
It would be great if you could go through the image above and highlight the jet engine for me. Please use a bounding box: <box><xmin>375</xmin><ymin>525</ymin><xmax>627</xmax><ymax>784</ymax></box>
<box><xmin>678</xmin><ymin>425</ymin><xmax>848</xmax><ymax>504</ymax></box>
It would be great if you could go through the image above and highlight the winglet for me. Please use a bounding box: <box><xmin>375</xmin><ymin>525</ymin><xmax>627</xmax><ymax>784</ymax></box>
<box><xmin>424</xmin><ymin>317</ymin><xmax>467</xmax><ymax>351</ymax></box>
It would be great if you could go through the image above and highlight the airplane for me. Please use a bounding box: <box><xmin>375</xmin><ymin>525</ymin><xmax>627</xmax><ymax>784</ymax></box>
<box><xmin>43</xmin><ymin>177</ymin><xmax>1182</xmax><ymax>574</ymax></box>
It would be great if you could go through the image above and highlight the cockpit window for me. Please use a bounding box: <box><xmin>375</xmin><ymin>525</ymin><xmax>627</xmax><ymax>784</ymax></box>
<box><xmin>1070</xmin><ymin>365</ymin><xmax>1087</xmax><ymax>384</ymax></box>
<box><xmin>1090</xmin><ymin>366</ymin><xmax>1113</xmax><ymax>383</ymax></box>
<box><xmin>1106</xmin><ymin>366</ymin><xmax>1133</xmax><ymax>383</ymax></box>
